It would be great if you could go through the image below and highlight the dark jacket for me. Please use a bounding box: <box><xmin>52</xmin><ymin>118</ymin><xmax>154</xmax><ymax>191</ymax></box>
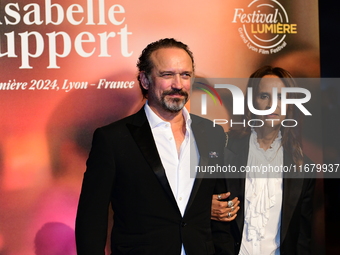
<box><xmin>76</xmin><ymin>107</ymin><xmax>230</xmax><ymax>255</ymax></box>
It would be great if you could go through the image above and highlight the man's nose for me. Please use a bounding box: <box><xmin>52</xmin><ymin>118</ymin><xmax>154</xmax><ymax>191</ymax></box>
<box><xmin>171</xmin><ymin>74</ymin><xmax>183</xmax><ymax>90</ymax></box>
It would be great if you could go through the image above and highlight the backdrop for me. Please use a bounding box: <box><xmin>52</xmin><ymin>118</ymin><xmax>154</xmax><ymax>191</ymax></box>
<box><xmin>0</xmin><ymin>0</ymin><xmax>322</xmax><ymax>254</ymax></box>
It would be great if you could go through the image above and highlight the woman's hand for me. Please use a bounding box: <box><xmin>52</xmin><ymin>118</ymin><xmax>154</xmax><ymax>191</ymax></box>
<box><xmin>211</xmin><ymin>192</ymin><xmax>240</xmax><ymax>221</ymax></box>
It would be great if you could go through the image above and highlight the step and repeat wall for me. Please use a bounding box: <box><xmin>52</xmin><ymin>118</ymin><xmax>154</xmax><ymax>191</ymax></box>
<box><xmin>0</xmin><ymin>0</ymin><xmax>321</xmax><ymax>254</ymax></box>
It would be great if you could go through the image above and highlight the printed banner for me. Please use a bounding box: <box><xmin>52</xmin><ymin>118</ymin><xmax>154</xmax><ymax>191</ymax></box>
<box><xmin>0</xmin><ymin>0</ymin><xmax>321</xmax><ymax>254</ymax></box>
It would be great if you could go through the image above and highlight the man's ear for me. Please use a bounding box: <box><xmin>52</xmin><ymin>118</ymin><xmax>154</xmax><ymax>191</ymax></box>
<box><xmin>140</xmin><ymin>72</ymin><xmax>150</xmax><ymax>90</ymax></box>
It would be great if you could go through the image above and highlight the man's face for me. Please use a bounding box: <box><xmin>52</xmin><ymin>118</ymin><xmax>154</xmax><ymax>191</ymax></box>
<box><xmin>145</xmin><ymin>47</ymin><xmax>194</xmax><ymax>113</ymax></box>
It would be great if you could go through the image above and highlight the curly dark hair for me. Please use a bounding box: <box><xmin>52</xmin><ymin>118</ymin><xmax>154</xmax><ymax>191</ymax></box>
<box><xmin>136</xmin><ymin>38</ymin><xmax>195</xmax><ymax>98</ymax></box>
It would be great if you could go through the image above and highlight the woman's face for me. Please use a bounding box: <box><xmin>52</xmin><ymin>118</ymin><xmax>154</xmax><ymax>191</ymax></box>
<box><xmin>254</xmin><ymin>74</ymin><xmax>287</xmax><ymax>128</ymax></box>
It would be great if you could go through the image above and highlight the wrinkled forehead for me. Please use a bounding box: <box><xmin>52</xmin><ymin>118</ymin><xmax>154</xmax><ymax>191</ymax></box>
<box><xmin>150</xmin><ymin>47</ymin><xmax>194</xmax><ymax>72</ymax></box>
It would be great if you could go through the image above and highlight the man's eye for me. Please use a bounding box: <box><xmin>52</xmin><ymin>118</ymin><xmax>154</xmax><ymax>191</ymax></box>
<box><xmin>181</xmin><ymin>73</ymin><xmax>191</xmax><ymax>79</ymax></box>
<box><xmin>161</xmin><ymin>73</ymin><xmax>174</xmax><ymax>77</ymax></box>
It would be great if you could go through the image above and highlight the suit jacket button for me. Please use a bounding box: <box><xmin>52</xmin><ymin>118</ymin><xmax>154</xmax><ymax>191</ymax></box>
<box><xmin>181</xmin><ymin>222</ymin><xmax>187</xmax><ymax>227</ymax></box>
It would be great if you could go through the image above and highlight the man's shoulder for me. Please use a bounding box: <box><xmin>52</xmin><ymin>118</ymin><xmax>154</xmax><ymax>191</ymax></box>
<box><xmin>190</xmin><ymin>113</ymin><xmax>212</xmax><ymax>123</ymax></box>
<box><xmin>190</xmin><ymin>114</ymin><xmax>224</xmax><ymax>132</ymax></box>
<box><xmin>190</xmin><ymin>114</ymin><xmax>226</xmax><ymax>148</ymax></box>
<box><xmin>226</xmin><ymin>130</ymin><xmax>250</xmax><ymax>151</ymax></box>
<box><xmin>190</xmin><ymin>113</ymin><xmax>220</xmax><ymax>127</ymax></box>
<box><xmin>99</xmin><ymin>107</ymin><xmax>145</xmax><ymax>133</ymax></box>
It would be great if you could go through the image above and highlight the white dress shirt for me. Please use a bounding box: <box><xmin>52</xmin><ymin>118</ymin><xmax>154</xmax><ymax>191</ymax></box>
<box><xmin>239</xmin><ymin>129</ymin><xmax>283</xmax><ymax>255</ymax></box>
<box><xmin>144</xmin><ymin>103</ymin><xmax>199</xmax><ymax>255</ymax></box>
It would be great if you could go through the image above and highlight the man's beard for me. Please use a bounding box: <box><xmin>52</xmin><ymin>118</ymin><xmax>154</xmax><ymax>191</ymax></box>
<box><xmin>160</xmin><ymin>89</ymin><xmax>189</xmax><ymax>113</ymax></box>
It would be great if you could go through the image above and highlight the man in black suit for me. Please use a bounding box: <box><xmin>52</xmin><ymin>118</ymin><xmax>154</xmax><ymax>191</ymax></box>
<box><xmin>75</xmin><ymin>38</ymin><xmax>230</xmax><ymax>255</ymax></box>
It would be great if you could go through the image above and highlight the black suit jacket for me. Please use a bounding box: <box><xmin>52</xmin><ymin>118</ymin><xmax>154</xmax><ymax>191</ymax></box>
<box><xmin>76</xmin><ymin>107</ymin><xmax>229</xmax><ymax>255</ymax></box>
<box><xmin>223</xmin><ymin>133</ymin><xmax>315</xmax><ymax>255</ymax></box>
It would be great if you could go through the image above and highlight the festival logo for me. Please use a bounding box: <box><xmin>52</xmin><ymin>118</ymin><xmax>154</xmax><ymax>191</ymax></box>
<box><xmin>232</xmin><ymin>0</ymin><xmax>297</xmax><ymax>54</ymax></box>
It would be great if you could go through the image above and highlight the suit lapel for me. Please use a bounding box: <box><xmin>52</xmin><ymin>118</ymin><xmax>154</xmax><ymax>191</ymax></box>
<box><xmin>126</xmin><ymin>108</ymin><xmax>178</xmax><ymax>207</ymax></box>
<box><xmin>184</xmin><ymin>115</ymin><xmax>207</xmax><ymax>213</ymax></box>
<box><xmin>225</xmin><ymin>135</ymin><xmax>249</xmax><ymax>236</ymax></box>
<box><xmin>281</xmin><ymin>154</ymin><xmax>304</xmax><ymax>243</ymax></box>
<box><xmin>227</xmin><ymin>176</ymin><xmax>245</xmax><ymax>235</ymax></box>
